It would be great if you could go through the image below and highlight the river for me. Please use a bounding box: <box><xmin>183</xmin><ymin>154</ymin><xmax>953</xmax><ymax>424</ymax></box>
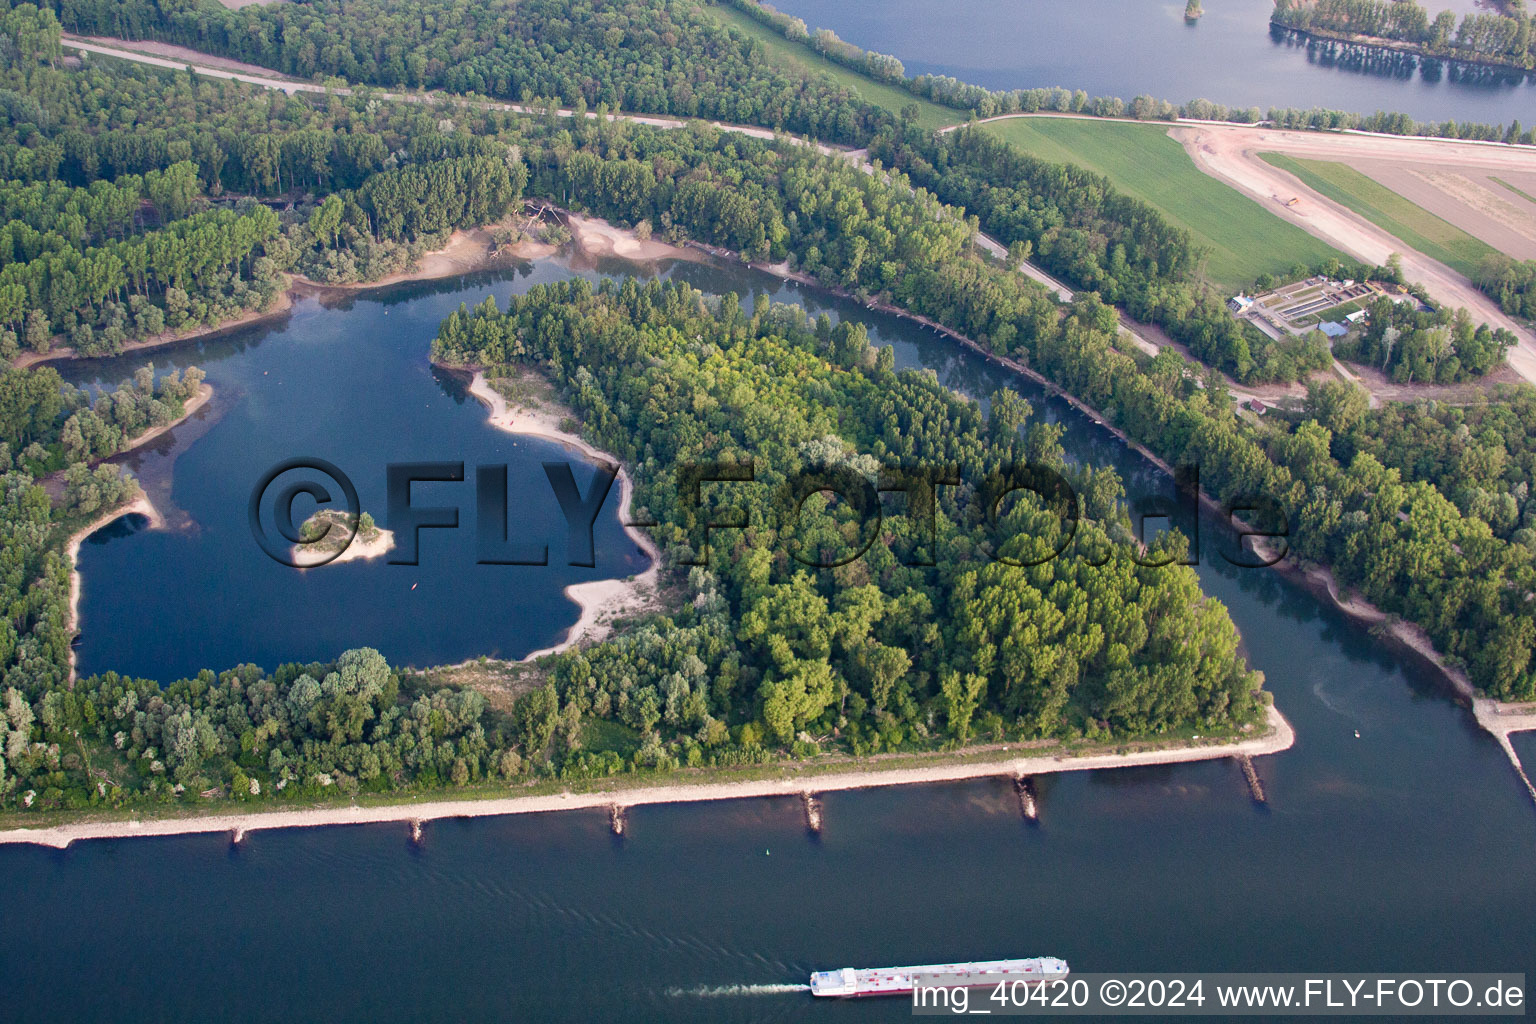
<box><xmin>766</xmin><ymin>0</ymin><xmax>1535</xmax><ymax>125</ymax></box>
<box><xmin>4</xmin><ymin>254</ymin><xmax>1534</xmax><ymax>1022</ymax></box>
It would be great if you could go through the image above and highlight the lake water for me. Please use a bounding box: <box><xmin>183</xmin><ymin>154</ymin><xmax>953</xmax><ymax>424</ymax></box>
<box><xmin>768</xmin><ymin>0</ymin><xmax>1535</xmax><ymax>125</ymax></box>
<box><xmin>62</xmin><ymin>260</ymin><xmax>649</xmax><ymax>680</ymax></box>
<box><xmin>6</xmin><ymin>255</ymin><xmax>1535</xmax><ymax>1022</ymax></box>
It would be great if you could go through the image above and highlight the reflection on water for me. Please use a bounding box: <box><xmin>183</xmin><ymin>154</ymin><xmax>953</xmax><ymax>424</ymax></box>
<box><xmin>768</xmin><ymin>0</ymin><xmax>1532</xmax><ymax>123</ymax></box>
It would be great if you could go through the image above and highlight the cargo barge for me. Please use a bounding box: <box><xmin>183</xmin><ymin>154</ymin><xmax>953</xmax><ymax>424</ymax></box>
<box><xmin>810</xmin><ymin>957</ymin><xmax>1068</xmax><ymax>998</ymax></box>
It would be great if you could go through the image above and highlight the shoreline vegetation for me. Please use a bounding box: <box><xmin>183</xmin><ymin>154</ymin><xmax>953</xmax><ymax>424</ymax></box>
<box><xmin>1277</xmin><ymin>24</ymin><xmax>1533</xmax><ymax>74</ymax></box>
<box><xmin>13</xmin><ymin>21</ymin><xmax>1529</xmax><ymax>823</ymax></box>
<box><xmin>62</xmin><ymin>382</ymin><xmax>213</xmax><ymax>680</ymax></box>
<box><xmin>458</xmin><ymin>368</ymin><xmax>664</xmax><ymax>659</ymax></box>
<box><xmin>0</xmin><ymin>705</ymin><xmax>1293</xmax><ymax>848</ymax></box>
<box><xmin>43</xmin><ymin>211</ymin><xmax>1535</xmax><ymax>833</ymax></box>
<box><xmin>11</xmin><ymin>228</ymin><xmax>554</xmax><ymax>373</ymax></box>
<box><xmin>292</xmin><ymin>509</ymin><xmax>396</xmax><ymax>567</ymax></box>
<box><xmin>681</xmin><ymin>220</ymin><xmax>1536</xmax><ymax>766</ymax></box>
<box><xmin>34</xmin><ymin>35</ymin><xmax>1534</xmax><ymax>383</ymax></box>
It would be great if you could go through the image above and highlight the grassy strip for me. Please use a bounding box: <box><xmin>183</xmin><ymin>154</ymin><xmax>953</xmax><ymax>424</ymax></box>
<box><xmin>979</xmin><ymin>118</ymin><xmax>1344</xmax><ymax>292</ymax></box>
<box><xmin>1261</xmin><ymin>152</ymin><xmax>1499</xmax><ymax>278</ymax></box>
<box><xmin>1490</xmin><ymin>176</ymin><xmax>1536</xmax><ymax>208</ymax></box>
<box><xmin>703</xmin><ymin>2</ymin><xmax>961</xmax><ymax>132</ymax></box>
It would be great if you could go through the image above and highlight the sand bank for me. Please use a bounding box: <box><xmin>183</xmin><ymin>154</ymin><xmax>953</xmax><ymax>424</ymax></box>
<box><xmin>296</xmin><ymin>227</ymin><xmax>519</xmax><ymax>292</ymax></box>
<box><xmin>1252</xmin><ymin>535</ymin><xmax>1536</xmax><ymax>806</ymax></box>
<box><xmin>566</xmin><ymin>213</ymin><xmax>695</xmax><ymax>262</ymax></box>
<box><xmin>462</xmin><ymin>371</ymin><xmax>662</xmax><ymax>658</ymax></box>
<box><xmin>126</xmin><ymin>382</ymin><xmax>213</xmax><ymax>452</ymax></box>
<box><xmin>64</xmin><ymin>493</ymin><xmax>163</xmax><ymax>683</ymax></box>
<box><xmin>0</xmin><ymin>706</ymin><xmax>1292</xmax><ymax>848</ymax></box>
<box><xmin>62</xmin><ymin>385</ymin><xmax>215</xmax><ymax>678</ymax></box>
<box><xmin>292</xmin><ymin>522</ymin><xmax>397</xmax><ymax>567</ymax></box>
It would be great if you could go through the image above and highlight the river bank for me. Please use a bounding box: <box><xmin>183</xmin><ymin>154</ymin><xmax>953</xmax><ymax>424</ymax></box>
<box><xmin>12</xmin><ymin>292</ymin><xmax>295</xmax><ymax>371</ymax></box>
<box><xmin>682</xmin><ymin>223</ymin><xmax>1536</xmax><ymax>799</ymax></box>
<box><xmin>1269</xmin><ymin>22</ymin><xmax>1535</xmax><ymax>77</ymax></box>
<box><xmin>1252</xmin><ymin>534</ymin><xmax>1536</xmax><ymax>805</ymax></box>
<box><xmin>11</xmin><ymin>225</ymin><xmax>541</xmax><ymax>370</ymax></box>
<box><xmin>0</xmin><ymin>704</ymin><xmax>1292</xmax><ymax>848</ymax></box>
<box><xmin>459</xmin><ymin>369</ymin><xmax>664</xmax><ymax>658</ymax></box>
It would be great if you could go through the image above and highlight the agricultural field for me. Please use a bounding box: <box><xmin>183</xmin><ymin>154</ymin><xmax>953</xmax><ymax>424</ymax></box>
<box><xmin>980</xmin><ymin>117</ymin><xmax>1345</xmax><ymax>292</ymax></box>
<box><xmin>1259</xmin><ymin>153</ymin><xmax>1503</xmax><ymax>277</ymax></box>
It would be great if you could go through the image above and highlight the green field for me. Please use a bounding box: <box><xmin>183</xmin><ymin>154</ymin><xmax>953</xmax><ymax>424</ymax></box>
<box><xmin>1491</xmin><ymin>176</ymin><xmax>1536</xmax><ymax>209</ymax></box>
<box><xmin>704</xmin><ymin>3</ymin><xmax>962</xmax><ymax>132</ymax></box>
<box><xmin>1261</xmin><ymin>153</ymin><xmax>1498</xmax><ymax>278</ymax></box>
<box><xmin>979</xmin><ymin>118</ymin><xmax>1345</xmax><ymax>292</ymax></box>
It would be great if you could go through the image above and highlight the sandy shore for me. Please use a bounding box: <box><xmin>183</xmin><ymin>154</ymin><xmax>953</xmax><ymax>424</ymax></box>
<box><xmin>64</xmin><ymin>493</ymin><xmax>164</xmax><ymax>682</ymax></box>
<box><xmin>1251</xmin><ymin>535</ymin><xmax>1536</xmax><ymax>805</ymax></box>
<box><xmin>293</xmin><ymin>526</ymin><xmax>396</xmax><ymax>567</ymax></box>
<box><xmin>565</xmin><ymin>213</ymin><xmax>695</xmax><ymax>262</ymax></box>
<box><xmin>295</xmin><ymin>227</ymin><xmax>540</xmax><ymax>292</ymax></box>
<box><xmin>0</xmin><ymin>705</ymin><xmax>1292</xmax><ymax>848</ymax></box>
<box><xmin>62</xmin><ymin>385</ymin><xmax>216</xmax><ymax>678</ymax></box>
<box><xmin>463</xmin><ymin>371</ymin><xmax>663</xmax><ymax>658</ymax></box>
<box><xmin>127</xmin><ymin>382</ymin><xmax>213</xmax><ymax>452</ymax></box>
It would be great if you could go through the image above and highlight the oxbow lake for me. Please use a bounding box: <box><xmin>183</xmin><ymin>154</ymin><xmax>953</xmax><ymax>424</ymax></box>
<box><xmin>4</xmin><ymin>253</ymin><xmax>1533</xmax><ymax>1022</ymax></box>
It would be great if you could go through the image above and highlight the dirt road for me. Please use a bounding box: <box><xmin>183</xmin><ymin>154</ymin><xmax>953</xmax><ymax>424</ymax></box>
<box><xmin>1170</xmin><ymin>123</ymin><xmax>1536</xmax><ymax>384</ymax></box>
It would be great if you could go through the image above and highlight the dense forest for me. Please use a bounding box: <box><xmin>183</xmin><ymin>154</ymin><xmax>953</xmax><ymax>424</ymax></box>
<box><xmin>30</xmin><ymin>0</ymin><xmax>892</xmax><ymax>144</ymax></box>
<box><xmin>6</xmin><ymin>281</ymin><xmax>1273</xmax><ymax>811</ymax></box>
<box><xmin>0</xmin><ymin>5</ymin><xmax>530</xmax><ymax>355</ymax></box>
<box><xmin>21</xmin><ymin>0</ymin><xmax>1535</xmax><ymax>145</ymax></box>
<box><xmin>2</xmin><ymin>0</ymin><xmax>1534</xmax><ymax>818</ymax></box>
<box><xmin>1475</xmin><ymin>253</ymin><xmax>1536</xmax><ymax>319</ymax></box>
<box><xmin>1324</xmin><ymin>383</ymin><xmax>1536</xmax><ymax>551</ymax></box>
<box><xmin>1332</xmin><ymin>295</ymin><xmax>1513</xmax><ymax>381</ymax></box>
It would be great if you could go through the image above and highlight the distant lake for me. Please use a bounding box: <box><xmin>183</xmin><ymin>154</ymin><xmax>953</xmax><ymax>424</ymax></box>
<box><xmin>9</xmin><ymin>253</ymin><xmax>1533</xmax><ymax>1023</ymax></box>
<box><xmin>769</xmin><ymin>0</ymin><xmax>1535</xmax><ymax>124</ymax></box>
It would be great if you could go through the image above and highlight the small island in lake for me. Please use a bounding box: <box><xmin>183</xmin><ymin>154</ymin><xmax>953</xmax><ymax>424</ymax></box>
<box><xmin>1184</xmin><ymin>0</ymin><xmax>1203</xmax><ymax>21</ymax></box>
<box><xmin>293</xmin><ymin>509</ymin><xmax>395</xmax><ymax>567</ymax></box>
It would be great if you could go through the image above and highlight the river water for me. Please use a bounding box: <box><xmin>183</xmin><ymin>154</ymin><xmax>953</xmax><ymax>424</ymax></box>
<box><xmin>768</xmin><ymin>0</ymin><xmax>1535</xmax><ymax>125</ymax></box>
<box><xmin>5</xmin><ymin>255</ymin><xmax>1534</xmax><ymax>1022</ymax></box>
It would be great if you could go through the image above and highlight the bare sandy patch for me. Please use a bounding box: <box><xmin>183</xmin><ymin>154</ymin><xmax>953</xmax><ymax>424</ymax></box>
<box><xmin>566</xmin><ymin>213</ymin><xmax>694</xmax><ymax>262</ymax></box>
<box><xmin>461</xmin><ymin>370</ymin><xmax>663</xmax><ymax>658</ymax></box>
